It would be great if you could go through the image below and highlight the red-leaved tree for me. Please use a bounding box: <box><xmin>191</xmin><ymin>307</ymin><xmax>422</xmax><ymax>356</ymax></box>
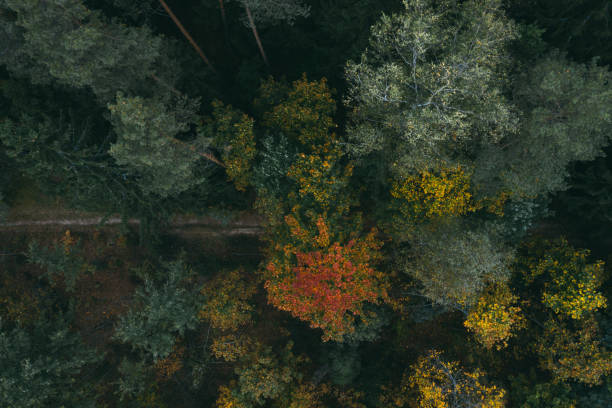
<box><xmin>265</xmin><ymin>217</ymin><xmax>388</xmax><ymax>341</ymax></box>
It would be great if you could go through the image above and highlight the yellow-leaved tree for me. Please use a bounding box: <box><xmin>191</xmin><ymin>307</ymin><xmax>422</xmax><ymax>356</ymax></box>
<box><xmin>199</xmin><ymin>268</ymin><xmax>257</xmax><ymax>331</ymax></box>
<box><xmin>464</xmin><ymin>283</ymin><xmax>525</xmax><ymax>350</ymax></box>
<box><xmin>409</xmin><ymin>350</ymin><xmax>505</xmax><ymax>408</ymax></box>
<box><xmin>536</xmin><ymin>317</ymin><xmax>612</xmax><ymax>386</ymax></box>
<box><xmin>390</xmin><ymin>165</ymin><xmax>478</xmax><ymax>222</ymax></box>
<box><xmin>524</xmin><ymin>238</ymin><xmax>607</xmax><ymax>320</ymax></box>
<box><xmin>514</xmin><ymin>237</ymin><xmax>612</xmax><ymax>385</ymax></box>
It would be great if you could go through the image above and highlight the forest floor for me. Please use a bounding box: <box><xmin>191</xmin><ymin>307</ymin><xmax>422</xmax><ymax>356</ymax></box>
<box><xmin>0</xmin><ymin>183</ymin><xmax>266</xmax><ymax>350</ymax></box>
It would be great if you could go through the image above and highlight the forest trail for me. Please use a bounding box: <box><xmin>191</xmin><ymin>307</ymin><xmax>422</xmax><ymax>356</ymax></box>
<box><xmin>2</xmin><ymin>181</ymin><xmax>265</xmax><ymax>236</ymax></box>
<box><xmin>0</xmin><ymin>214</ymin><xmax>265</xmax><ymax>235</ymax></box>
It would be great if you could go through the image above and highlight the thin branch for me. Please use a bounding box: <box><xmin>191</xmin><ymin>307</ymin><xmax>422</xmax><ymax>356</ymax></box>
<box><xmin>158</xmin><ymin>0</ymin><xmax>216</xmax><ymax>72</ymax></box>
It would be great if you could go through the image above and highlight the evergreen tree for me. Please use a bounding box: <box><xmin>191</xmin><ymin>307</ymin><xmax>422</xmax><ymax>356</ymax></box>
<box><xmin>113</xmin><ymin>259</ymin><xmax>202</xmax><ymax>362</ymax></box>
<box><xmin>108</xmin><ymin>92</ymin><xmax>209</xmax><ymax>198</ymax></box>
<box><xmin>0</xmin><ymin>0</ymin><xmax>163</xmax><ymax>102</ymax></box>
<box><xmin>0</xmin><ymin>316</ymin><xmax>102</xmax><ymax>408</ymax></box>
<box><xmin>27</xmin><ymin>230</ymin><xmax>95</xmax><ymax>292</ymax></box>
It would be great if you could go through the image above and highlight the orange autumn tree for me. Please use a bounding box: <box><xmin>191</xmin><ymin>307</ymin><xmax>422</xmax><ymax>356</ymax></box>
<box><xmin>266</xmin><ymin>216</ymin><xmax>389</xmax><ymax>341</ymax></box>
<box><xmin>254</xmin><ymin>75</ymin><xmax>389</xmax><ymax>342</ymax></box>
<box><xmin>254</xmin><ymin>75</ymin><xmax>390</xmax><ymax>342</ymax></box>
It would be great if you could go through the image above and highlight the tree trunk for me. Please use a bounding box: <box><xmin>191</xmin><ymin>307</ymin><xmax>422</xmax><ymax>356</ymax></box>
<box><xmin>219</xmin><ymin>0</ymin><xmax>227</xmax><ymax>28</ymax></box>
<box><xmin>244</xmin><ymin>3</ymin><xmax>269</xmax><ymax>66</ymax></box>
<box><xmin>158</xmin><ymin>0</ymin><xmax>216</xmax><ymax>72</ymax></box>
<box><xmin>218</xmin><ymin>0</ymin><xmax>233</xmax><ymax>49</ymax></box>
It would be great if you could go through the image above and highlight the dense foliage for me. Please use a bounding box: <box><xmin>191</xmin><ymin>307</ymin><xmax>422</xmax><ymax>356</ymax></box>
<box><xmin>1</xmin><ymin>0</ymin><xmax>611</xmax><ymax>406</ymax></box>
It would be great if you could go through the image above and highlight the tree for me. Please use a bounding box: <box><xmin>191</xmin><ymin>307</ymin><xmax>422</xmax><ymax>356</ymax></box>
<box><xmin>484</xmin><ymin>196</ymin><xmax>551</xmax><ymax>244</ymax></box>
<box><xmin>108</xmin><ymin>92</ymin><xmax>209</xmax><ymax>198</ymax></box>
<box><xmin>505</xmin><ymin>0</ymin><xmax>612</xmax><ymax>67</ymax></box>
<box><xmin>345</xmin><ymin>0</ymin><xmax>612</xmax><ymax>202</ymax></box>
<box><xmin>200</xmin><ymin>100</ymin><xmax>256</xmax><ymax>191</ymax></box>
<box><xmin>508</xmin><ymin>375</ymin><xmax>577</xmax><ymax>408</ymax></box>
<box><xmin>0</xmin><ymin>79</ymin><xmax>195</xmax><ymax>248</ymax></box>
<box><xmin>464</xmin><ymin>283</ymin><xmax>525</xmax><ymax>350</ymax></box>
<box><xmin>252</xmin><ymin>75</ymin><xmax>344</xmax><ymax>216</ymax></box>
<box><xmin>285</xmin><ymin>146</ymin><xmax>354</xmax><ymax>215</ymax></box>
<box><xmin>0</xmin><ymin>0</ymin><xmax>163</xmax><ymax>101</ymax></box>
<box><xmin>0</xmin><ymin>105</ymin><xmax>124</xmax><ymax>207</ymax></box>
<box><xmin>115</xmin><ymin>357</ymin><xmax>167</xmax><ymax>408</ymax></box>
<box><xmin>210</xmin><ymin>334</ymin><xmax>254</xmax><ymax>362</ymax></box>
<box><xmin>113</xmin><ymin>259</ymin><xmax>202</xmax><ymax>361</ymax></box>
<box><xmin>390</xmin><ymin>164</ymin><xmax>480</xmax><ymax>223</ymax></box>
<box><xmin>509</xmin><ymin>237</ymin><xmax>612</xmax><ymax>386</ymax></box>
<box><xmin>405</xmin><ymin>221</ymin><xmax>514</xmax><ymax>307</ymax></box>
<box><xmin>199</xmin><ymin>267</ymin><xmax>257</xmax><ymax>331</ymax></box>
<box><xmin>0</xmin><ymin>316</ymin><xmax>102</xmax><ymax>408</ymax></box>
<box><xmin>253</xmin><ymin>75</ymin><xmax>390</xmax><ymax>342</ymax></box>
<box><xmin>251</xmin><ymin>74</ymin><xmax>349</xmax><ymax>219</ymax></box>
<box><xmin>487</xmin><ymin>49</ymin><xmax>612</xmax><ymax>197</ymax></box>
<box><xmin>261</xmin><ymin>74</ymin><xmax>336</xmax><ymax>146</ymax></box>
<box><xmin>283</xmin><ymin>383</ymin><xmax>325</xmax><ymax>408</ymax></box>
<box><xmin>536</xmin><ymin>318</ymin><xmax>612</xmax><ymax>386</ymax></box>
<box><xmin>216</xmin><ymin>341</ymin><xmax>306</xmax><ymax>408</ymax></box>
<box><xmin>520</xmin><ymin>238</ymin><xmax>607</xmax><ymax>320</ymax></box>
<box><xmin>27</xmin><ymin>230</ymin><xmax>95</xmax><ymax>292</ymax></box>
<box><xmin>409</xmin><ymin>350</ymin><xmax>506</xmax><ymax>408</ymax></box>
<box><xmin>265</xmin><ymin>215</ymin><xmax>389</xmax><ymax>342</ymax></box>
<box><xmin>345</xmin><ymin>0</ymin><xmax>519</xmax><ymax>175</ymax></box>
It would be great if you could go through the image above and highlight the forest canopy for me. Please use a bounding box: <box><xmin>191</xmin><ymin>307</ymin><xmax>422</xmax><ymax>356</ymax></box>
<box><xmin>1</xmin><ymin>1</ymin><xmax>611</xmax><ymax>407</ymax></box>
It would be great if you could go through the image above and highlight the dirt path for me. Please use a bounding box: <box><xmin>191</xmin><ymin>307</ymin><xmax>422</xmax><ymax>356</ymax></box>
<box><xmin>0</xmin><ymin>214</ymin><xmax>265</xmax><ymax>235</ymax></box>
<box><xmin>2</xmin><ymin>216</ymin><xmax>138</xmax><ymax>227</ymax></box>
